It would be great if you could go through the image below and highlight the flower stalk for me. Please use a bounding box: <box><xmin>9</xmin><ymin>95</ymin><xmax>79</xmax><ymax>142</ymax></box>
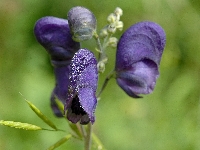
<box><xmin>84</xmin><ymin>123</ymin><xmax>93</xmax><ymax>150</ymax></box>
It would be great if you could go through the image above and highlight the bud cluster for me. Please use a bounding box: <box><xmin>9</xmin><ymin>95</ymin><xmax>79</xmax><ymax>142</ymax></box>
<box><xmin>97</xmin><ymin>7</ymin><xmax>124</xmax><ymax>73</ymax></box>
<box><xmin>100</xmin><ymin>7</ymin><xmax>123</xmax><ymax>37</ymax></box>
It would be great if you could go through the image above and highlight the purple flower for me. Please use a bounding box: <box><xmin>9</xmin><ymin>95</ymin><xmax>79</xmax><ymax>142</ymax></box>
<box><xmin>34</xmin><ymin>16</ymin><xmax>80</xmax><ymax>67</ymax></box>
<box><xmin>34</xmin><ymin>16</ymin><xmax>80</xmax><ymax>117</ymax></box>
<box><xmin>115</xmin><ymin>21</ymin><xmax>166</xmax><ymax>98</ymax></box>
<box><xmin>65</xmin><ymin>49</ymin><xmax>98</xmax><ymax>124</ymax></box>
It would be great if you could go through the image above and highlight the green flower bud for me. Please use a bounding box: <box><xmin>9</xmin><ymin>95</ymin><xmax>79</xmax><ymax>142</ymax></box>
<box><xmin>68</xmin><ymin>6</ymin><xmax>97</xmax><ymax>42</ymax></box>
<box><xmin>97</xmin><ymin>61</ymin><xmax>105</xmax><ymax>73</ymax></box>
<box><xmin>107</xmin><ymin>13</ymin><xmax>116</xmax><ymax>23</ymax></box>
<box><xmin>114</xmin><ymin>7</ymin><xmax>123</xmax><ymax>16</ymax></box>
<box><xmin>116</xmin><ymin>21</ymin><xmax>124</xmax><ymax>31</ymax></box>
<box><xmin>107</xmin><ymin>24</ymin><xmax>116</xmax><ymax>34</ymax></box>
<box><xmin>108</xmin><ymin>37</ymin><xmax>118</xmax><ymax>48</ymax></box>
<box><xmin>99</xmin><ymin>27</ymin><xmax>108</xmax><ymax>38</ymax></box>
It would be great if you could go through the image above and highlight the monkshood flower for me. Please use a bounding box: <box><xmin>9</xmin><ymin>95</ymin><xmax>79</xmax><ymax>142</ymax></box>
<box><xmin>34</xmin><ymin>16</ymin><xmax>80</xmax><ymax>117</ymax></box>
<box><xmin>68</xmin><ymin>6</ymin><xmax>97</xmax><ymax>42</ymax></box>
<box><xmin>115</xmin><ymin>21</ymin><xmax>166</xmax><ymax>98</ymax></box>
<box><xmin>65</xmin><ymin>49</ymin><xmax>98</xmax><ymax>124</ymax></box>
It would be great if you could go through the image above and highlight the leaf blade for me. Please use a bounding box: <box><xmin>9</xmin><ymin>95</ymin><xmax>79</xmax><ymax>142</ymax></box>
<box><xmin>0</xmin><ymin>120</ymin><xmax>42</xmax><ymax>131</ymax></box>
<box><xmin>47</xmin><ymin>134</ymin><xmax>72</xmax><ymax>150</ymax></box>
<box><xmin>25</xmin><ymin>100</ymin><xmax>58</xmax><ymax>130</ymax></box>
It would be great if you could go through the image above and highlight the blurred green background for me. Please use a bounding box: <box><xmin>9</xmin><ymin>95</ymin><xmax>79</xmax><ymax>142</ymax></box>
<box><xmin>1</xmin><ymin>0</ymin><xmax>200</xmax><ymax>149</ymax></box>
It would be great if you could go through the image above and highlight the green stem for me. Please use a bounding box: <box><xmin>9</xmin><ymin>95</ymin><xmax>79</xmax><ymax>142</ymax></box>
<box><xmin>81</xmin><ymin>124</ymin><xmax>87</xmax><ymax>139</ymax></box>
<box><xmin>93</xmin><ymin>32</ymin><xmax>104</xmax><ymax>60</ymax></box>
<box><xmin>85</xmin><ymin>123</ymin><xmax>92</xmax><ymax>150</ymax></box>
<box><xmin>93</xmin><ymin>32</ymin><xmax>107</xmax><ymax>67</ymax></box>
<box><xmin>102</xmin><ymin>33</ymin><xmax>112</xmax><ymax>50</ymax></box>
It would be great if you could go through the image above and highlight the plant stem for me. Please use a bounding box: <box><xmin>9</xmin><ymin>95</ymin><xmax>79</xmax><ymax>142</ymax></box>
<box><xmin>93</xmin><ymin>32</ymin><xmax>103</xmax><ymax>58</ymax></box>
<box><xmin>93</xmin><ymin>32</ymin><xmax>108</xmax><ymax>73</ymax></box>
<box><xmin>81</xmin><ymin>124</ymin><xmax>87</xmax><ymax>139</ymax></box>
<box><xmin>85</xmin><ymin>122</ymin><xmax>92</xmax><ymax>150</ymax></box>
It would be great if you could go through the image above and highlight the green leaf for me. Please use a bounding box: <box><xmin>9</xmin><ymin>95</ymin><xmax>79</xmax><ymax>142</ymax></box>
<box><xmin>25</xmin><ymin>99</ymin><xmax>58</xmax><ymax>130</ymax></box>
<box><xmin>0</xmin><ymin>120</ymin><xmax>42</xmax><ymax>131</ymax></box>
<box><xmin>47</xmin><ymin>134</ymin><xmax>72</xmax><ymax>150</ymax></box>
<box><xmin>55</xmin><ymin>97</ymin><xmax>64</xmax><ymax>115</ymax></box>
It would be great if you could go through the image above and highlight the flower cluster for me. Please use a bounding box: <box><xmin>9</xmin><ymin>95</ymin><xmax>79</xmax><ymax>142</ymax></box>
<box><xmin>34</xmin><ymin>6</ymin><xmax>166</xmax><ymax>124</ymax></box>
<box><xmin>34</xmin><ymin>8</ymin><xmax>98</xmax><ymax>124</ymax></box>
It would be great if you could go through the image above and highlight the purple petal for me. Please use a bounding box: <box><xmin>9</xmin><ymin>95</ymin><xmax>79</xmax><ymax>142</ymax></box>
<box><xmin>50</xmin><ymin>66</ymin><xmax>70</xmax><ymax>117</ymax></box>
<box><xmin>78</xmin><ymin>88</ymin><xmax>97</xmax><ymax>124</ymax></box>
<box><xmin>117</xmin><ymin>59</ymin><xmax>159</xmax><ymax>97</ymax></box>
<box><xmin>34</xmin><ymin>16</ymin><xmax>80</xmax><ymax>66</ymax></box>
<box><xmin>53</xmin><ymin>66</ymin><xmax>70</xmax><ymax>101</ymax></box>
<box><xmin>116</xmin><ymin>21</ymin><xmax>166</xmax><ymax>71</ymax></box>
<box><xmin>78</xmin><ymin>64</ymin><xmax>98</xmax><ymax>91</ymax></box>
<box><xmin>69</xmin><ymin>49</ymin><xmax>98</xmax><ymax>91</ymax></box>
<box><xmin>65</xmin><ymin>49</ymin><xmax>98</xmax><ymax>124</ymax></box>
<box><xmin>115</xmin><ymin>21</ymin><xmax>166</xmax><ymax>97</ymax></box>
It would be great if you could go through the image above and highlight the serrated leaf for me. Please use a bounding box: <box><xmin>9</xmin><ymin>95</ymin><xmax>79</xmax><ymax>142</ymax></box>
<box><xmin>47</xmin><ymin>134</ymin><xmax>72</xmax><ymax>150</ymax></box>
<box><xmin>0</xmin><ymin>120</ymin><xmax>42</xmax><ymax>131</ymax></box>
<box><xmin>25</xmin><ymin>100</ymin><xmax>58</xmax><ymax>130</ymax></box>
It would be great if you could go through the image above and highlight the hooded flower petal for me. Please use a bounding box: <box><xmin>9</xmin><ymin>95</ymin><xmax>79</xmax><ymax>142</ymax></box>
<box><xmin>34</xmin><ymin>16</ymin><xmax>80</xmax><ymax>117</ymax></box>
<box><xmin>115</xmin><ymin>21</ymin><xmax>166</xmax><ymax>98</ymax></box>
<box><xmin>65</xmin><ymin>49</ymin><xmax>98</xmax><ymax>124</ymax></box>
<box><xmin>34</xmin><ymin>16</ymin><xmax>80</xmax><ymax>67</ymax></box>
<box><xmin>50</xmin><ymin>66</ymin><xmax>70</xmax><ymax>117</ymax></box>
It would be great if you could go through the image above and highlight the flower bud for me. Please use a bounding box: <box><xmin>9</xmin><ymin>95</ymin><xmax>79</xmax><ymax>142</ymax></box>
<box><xmin>67</xmin><ymin>6</ymin><xmax>97</xmax><ymax>42</ymax></box>
<box><xmin>115</xmin><ymin>21</ymin><xmax>166</xmax><ymax>98</ymax></box>
<box><xmin>114</xmin><ymin>7</ymin><xmax>123</xmax><ymax>17</ymax></box>
<box><xmin>97</xmin><ymin>61</ymin><xmax>105</xmax><ymax>73</ymax></box>
<box><xmin>115</xmin><ymin>21</ymin><xmax>123</xmax><ymax>31</ymax></box>
<box><xmin>99</xmin><ymin>27</ymin><xmax>108</xmax><ymax>38</ymax></box>
<box><xmin>107</xmin><ymin>24</ymin><xmax>116</xmax><ymax>34</ymax></box>
<box><xmin>108</xmin><ymin>37</ymin><xmax>118</xmax><ymax>48</ymax></box>
<box><xmin>107</xmin><ymin>13</ymin><xmax>117</xmax><ymax>23</ymax></box>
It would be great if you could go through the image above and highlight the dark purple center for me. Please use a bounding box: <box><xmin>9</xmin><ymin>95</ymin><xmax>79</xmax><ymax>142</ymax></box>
<box><xmin>71</xmin><ymin>95</ymin><xmax>86</xmax><ymax>115</ymax></box>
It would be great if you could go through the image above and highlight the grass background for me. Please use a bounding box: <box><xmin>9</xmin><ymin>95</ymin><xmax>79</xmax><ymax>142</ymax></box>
<box><xmin>1</xmin><ymin>0</ymin><xmax>200</xmax><ymax>149</ymax></box>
